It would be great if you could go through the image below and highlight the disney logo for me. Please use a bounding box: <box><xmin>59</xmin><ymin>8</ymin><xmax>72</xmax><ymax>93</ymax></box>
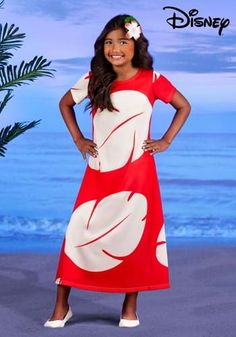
<box><xmin>163</xmin><ymin>6</ymin><xmax>230</xmax><ymax>36</ymax></box>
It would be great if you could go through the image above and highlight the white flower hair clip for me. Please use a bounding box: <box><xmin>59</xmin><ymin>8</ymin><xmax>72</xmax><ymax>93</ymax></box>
<box><xmin>124</xmin><ymin>16</ymin><xmax>142</xmax><ymax>40</ymax></box>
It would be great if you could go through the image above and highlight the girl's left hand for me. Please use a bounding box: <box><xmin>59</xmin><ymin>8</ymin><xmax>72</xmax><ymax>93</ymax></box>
<box><xmin>142</xmin><ymin>137</ymin><xmax>171</xmax><ymax>155</ymax></box>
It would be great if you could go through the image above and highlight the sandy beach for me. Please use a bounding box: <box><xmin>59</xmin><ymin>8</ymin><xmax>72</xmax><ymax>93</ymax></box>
<box><xmin>0</xmin><ymin>243</ymin><xmax>236</xmax><ymax>337</ymax></box>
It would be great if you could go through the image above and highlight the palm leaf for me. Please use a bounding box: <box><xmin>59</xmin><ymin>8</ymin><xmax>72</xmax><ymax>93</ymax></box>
<box><xmin>0</xmin><ymin>89</ymin><xmax>13</xmax><ymax>113</ymax></box>
<box><xmin>0</xmin><ymin>56</ymin><xmax>55</xmax><ymax>89</ymax></box>
<box><xmin>0</xmin><ymin>23</ymin><xmax>25</xmax><ymax>52</ymax></box>
<box><xmin>0</xmin><ymin>51</ymin><xmax>13</xmax><ymax>67</ymax></box>
<box><xmin>0</xmin><ymin>23</ymin><xmax>25</xmax><ymax>67</ymax></box>
<box><xmin>0</xmin><ymin>1</ymin><xmax>4</xmax><ymax>10</ymax></box>
<box><xmin>0</xmin><ymin>120</ymin><xmax>41</xmax><ymax>157</ymax></box>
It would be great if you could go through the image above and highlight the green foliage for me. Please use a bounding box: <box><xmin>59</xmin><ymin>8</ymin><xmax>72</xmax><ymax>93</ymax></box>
<box><xmin>0</xmin><ymin>0</ymin><xmax>55</xmax><ymax>157</ymax></box>
<box><xmin>0</xmin><ymin>89</ymin><xmax>12</xmax><ymax>113</ymax></box>
<box><xmin>1</xmin><ymin>56</ymin><xmax>54</xmax><ymax>89</ymax></box>
<box><xmin>0</xmin><ymin>120</ymin><xmax>41</xmax><ymax>157</ymax></box>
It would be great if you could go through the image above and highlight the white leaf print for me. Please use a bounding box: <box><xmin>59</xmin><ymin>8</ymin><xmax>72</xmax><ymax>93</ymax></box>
<box><xmin>156</xmin><ymin>224</ymin><xmax>168</xmax><ymax>267</ymax></box>
<box><xmin>64</xmin><ymin>191</ymin><xmax>147</xmax><ymax>272</ymax></box>
<box><xmin>70</xmin><ymin>72</ymin><xmax>90</xmax><ymax>104</ymax></box>
<box><xmin>152</xmin><ymin>70</ymin><xmax>161</xmax><ymax>83</ymax></box>
<box><xmin>88</xmin><ymin>90</ymin><xmax>152</xmax><ymax>172</ymax></box>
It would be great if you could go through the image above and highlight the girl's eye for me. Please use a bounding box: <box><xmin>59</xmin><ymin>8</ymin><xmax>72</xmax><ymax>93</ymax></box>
<box><xmin>104</xmin><ymin>40</ymin><xmax>128</xmax><ymax>45</ymax></box>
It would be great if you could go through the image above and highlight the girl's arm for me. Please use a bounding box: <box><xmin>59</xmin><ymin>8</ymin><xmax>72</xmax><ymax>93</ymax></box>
<box><xmin>143</xmin><ymin>90</ymin><xmax>191</xmax><ymax>154</ymax></box>
<box><xmin>59</xmin><ymin>90</ymin><xmax>84</xmax><ymax>143</ymax></box>
<box><xmin>59</xmin><ymin>91</ymin><xmax>98</xmax><ymax>159</ymax></box>
<box><xmin>162</xmin><ymin>90</ymin><xmax>191</xmax><ymax>144</ymax></box>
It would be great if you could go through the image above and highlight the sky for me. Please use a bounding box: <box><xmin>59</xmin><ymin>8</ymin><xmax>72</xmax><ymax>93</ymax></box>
<box><xmin>1</xmin><ymin>0</ymin><xmax>236</xmax><ymax>134</ymax></box>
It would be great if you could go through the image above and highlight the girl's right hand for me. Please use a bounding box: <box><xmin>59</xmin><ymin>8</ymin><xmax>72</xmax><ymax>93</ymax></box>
<box><xmin>74</xmin><ymin>137</ymin><xmax>98</xmax><ymax>160</ymax></box>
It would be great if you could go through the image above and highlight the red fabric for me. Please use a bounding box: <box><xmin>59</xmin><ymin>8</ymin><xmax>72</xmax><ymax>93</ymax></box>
<box><xmin>55</xmin><ymin>68</ymin><xmax>177</xmax><ymax>292</ymax></box>
<box><xmin>153</xmin><ymin>73</ymin><xmax>177</xmax><ymax>103</ymax></box>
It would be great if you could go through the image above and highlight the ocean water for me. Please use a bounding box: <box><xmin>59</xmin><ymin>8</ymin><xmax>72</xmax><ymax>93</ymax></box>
<box><xmin>0</xmin><ymin>132</ymin><xmax>236</xmax><ymax>251</ymax></box>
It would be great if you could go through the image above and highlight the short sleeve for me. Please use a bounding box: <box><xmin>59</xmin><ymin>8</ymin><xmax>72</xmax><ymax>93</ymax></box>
<box><xmin>70</xmin><ymin>71</ymin><xmax>91</xmax><ymax>104</ymax></box>
<box><xmin>153</xmin><ymin>71</ymin><xmax>177</xmax><ymax>104</ymax></box>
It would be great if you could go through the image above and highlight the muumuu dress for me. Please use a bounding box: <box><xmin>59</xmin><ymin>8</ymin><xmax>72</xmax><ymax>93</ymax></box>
<box><xmin>55</xmin><ymin>68</ymin><xmax>177</xmax><ymax>292</ymax></box>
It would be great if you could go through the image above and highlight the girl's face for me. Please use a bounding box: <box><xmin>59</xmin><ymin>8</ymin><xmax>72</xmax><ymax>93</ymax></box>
<box><xmin>104</xmin><ymin>28</ymin><xmax>135</xmax><ymax>69</ymax></box>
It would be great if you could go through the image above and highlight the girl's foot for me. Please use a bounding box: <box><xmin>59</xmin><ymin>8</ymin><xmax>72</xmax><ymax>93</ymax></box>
<box><xmin>121</xmin><ymin>309</ymin><xmax>138</xmax><ymax>320</ymax></box>
<box><xmin>119</xmin><ymin>310</ymin><xmax>140</xmax><ymax>327</ymax></box>
<box><xmin>121</xmin><ymin>292</ymin><xmax>138</xmax><ymax>320</ymax></box>
<box><xmin>44</xmin><ymin>306</ymin><xmax>73</xmax><ymax>328</ymax></box>
<box><xmin>48</xmin><ymin>304</ymin><xmax>69</xmax><ymax>321</ymax></box>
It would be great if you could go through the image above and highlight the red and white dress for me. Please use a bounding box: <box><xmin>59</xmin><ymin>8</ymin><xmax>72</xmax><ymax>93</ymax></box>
<box><xmin>55</xmin><ymin>68</ymin><xmax>177</xmax><ymax>292</ymax></box>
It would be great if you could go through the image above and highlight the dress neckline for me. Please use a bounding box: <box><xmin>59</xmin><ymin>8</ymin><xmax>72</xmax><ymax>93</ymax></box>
<box><xmin>114</xmin><ymin>68</ymin><xmax>142</xmax><ymax>83</ymax></box>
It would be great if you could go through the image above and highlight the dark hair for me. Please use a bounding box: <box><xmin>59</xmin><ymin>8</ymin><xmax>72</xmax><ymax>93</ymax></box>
<box><xmin>86</xmin><ymin>14</ymin><xmax>153</xmax><ymax>113</ymax></box>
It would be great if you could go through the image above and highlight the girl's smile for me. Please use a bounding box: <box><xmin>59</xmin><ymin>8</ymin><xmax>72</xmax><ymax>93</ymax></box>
<box><xmin>104</xmin><ymin>28</ymin><xmax>135</xmax><ymax>69</ymax></box>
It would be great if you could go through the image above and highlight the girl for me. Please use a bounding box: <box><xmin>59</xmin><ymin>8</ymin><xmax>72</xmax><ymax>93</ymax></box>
<box><xmin>44</xmin><ymin>14</ymin><xmax>191</xmax><ymax>328</ymax></box>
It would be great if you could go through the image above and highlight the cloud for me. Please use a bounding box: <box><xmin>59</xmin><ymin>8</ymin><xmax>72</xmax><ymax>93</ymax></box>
<box><xmin>52</xmin><ymin>40</ymin><xmax>236</xmax><ymax>75</ymax></box>
<box><xmin>149</xmin><ymin>31</ymin><xmax>236</xmax><ymax>73</ymax></box>
<box><xmin>5</xmin><ymin>0</ymin><xmax>150</xmax><ymax>22</ymax></box>
<box><xmin>4</xmin><ymin>0</ymin><xmax>236</xmax><ymax>64</ymax></box>
<box><xmin>52</xmin><ymin>57</ymin><xmax>91</xmax><ymax>78</ymax></box>
<box><xmin>2</xmin><ymin>0</ymin><xmax>236</xmax><ymax>131</ymax></box>
<box><xmin>5</xmin><ymin>0</ymin><xmax>78</xmax><ymax>20</ymax></box>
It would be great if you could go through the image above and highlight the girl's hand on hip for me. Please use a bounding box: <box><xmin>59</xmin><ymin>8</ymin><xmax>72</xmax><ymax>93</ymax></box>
<box><xmin>74</xmin><ymin>137</ymin><xmax>98</xmax><ymax>160</ymax></box>
<box><xmin>142</xmin><ymin>138</ymin><xmax>171</xmax><ymax>155</ymax></box>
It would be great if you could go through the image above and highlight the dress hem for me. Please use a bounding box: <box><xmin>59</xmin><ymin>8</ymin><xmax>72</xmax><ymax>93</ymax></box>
<box><xmin>54</xmin><ymin>279</ymin><xmax>170</xmax><ymax>293</ymax></box>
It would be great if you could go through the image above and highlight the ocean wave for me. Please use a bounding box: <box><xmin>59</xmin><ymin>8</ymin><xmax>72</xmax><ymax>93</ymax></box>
<box><xmin>165</xmin><ymin>215</ymin><xmax>236</xmax><ymax>237</ymax></box>
<box><xmin>160</xmin><ymin>179</ymin><xmax>236</xmax><ymax>187</ymax></box>
<box><xmin>0</xmin><ymin>215</ymin><xmax>67</xmax><ymax>238</ymax></box>
<box><xmin>1</xmin><ymin>215</ymin><xmax>236</xmax><ymax>238</ymax></box>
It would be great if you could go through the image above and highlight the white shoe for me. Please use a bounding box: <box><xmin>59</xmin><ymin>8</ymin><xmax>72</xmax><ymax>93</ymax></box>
<box><xmin>44</xmin><ymin>306</ymin><xmax>73</xmax><ymax>328</ymax></box>
<box><xmin>119</xmin><ymin>312</ymin><xmax>140</xmax><ymax>327</ymax></box>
